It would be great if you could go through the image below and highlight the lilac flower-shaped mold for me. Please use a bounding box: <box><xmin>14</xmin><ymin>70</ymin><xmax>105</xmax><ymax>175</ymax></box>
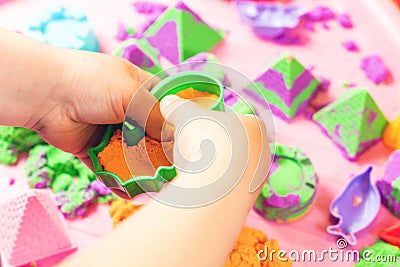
<box><xmin>235</xmin><ymin>2</ymin><xmax>305</xmax><ymax>38</ymax></box>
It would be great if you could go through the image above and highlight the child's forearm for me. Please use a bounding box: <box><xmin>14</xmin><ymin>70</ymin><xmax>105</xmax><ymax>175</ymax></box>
<box><xmin>0</xmin><ymin>28</ymin><xmax>65</xmax><ymax>128</ymax></box>
<box><xmin>58</xmin><ymin>117</ymin><xmax>269</xmax><ymax>267</ymax></box>
<box><xmin>59</xmin><ymin>174</ymin><xmax>263</xmax><ymax>267</ymax></box>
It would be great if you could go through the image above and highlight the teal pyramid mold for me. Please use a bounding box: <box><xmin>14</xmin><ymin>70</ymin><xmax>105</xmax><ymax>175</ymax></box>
<box><xmin>313</xmin><ymin>88</ymin><xmax>388</xmax><ymax>160</ymax></box>
<box><xmin>144</xmin><ymin>2</ymin><xmax>224</xmax><ymax>64</ymax></box>
<box><xmin>244</xmin><ymin>52</ymin><xmax>320</xmax><ymax>121</ymax></box>
<box><xmin>114</xmin><ymin>38</ymin><xmax>163</xmax><ymax>75</ymax></box>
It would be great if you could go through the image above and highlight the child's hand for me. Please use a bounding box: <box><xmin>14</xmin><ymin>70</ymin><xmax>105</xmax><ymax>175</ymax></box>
<box><xmin>158</xmin><ymin>95</ymin><xmax>271</xmax><ymax>206</ymax></box>
<box><xmin>29</xmin><ymin>48</ymin><xmax>165</xmax><ymax>167</ymax></box>
<box><xmin>60</xmin><ymin>95</ymin><xmax>271</xmax><ymax>267</ymax></box>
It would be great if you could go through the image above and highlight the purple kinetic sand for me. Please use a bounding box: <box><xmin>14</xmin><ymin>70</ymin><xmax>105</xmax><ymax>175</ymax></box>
<box><xmin>342</xmin><ymin>40</ymin><xmax>359</xmax><ymax>52</ymax></box>
<box><xmin>337</xmin><ymin>13</ymin><xmax>353</xmax><ymax>28</ymax></box>
<box><xmin>235</xmin><ymin>2</ymin><xmax>305</xmax><ymax>39</ymax></box>
<box><xmin>116</xmin><ymin>23</ymin><xmax>128</xmax><ymax>41</ymax></box>
<box><xmin>317</xmin><ymin>76</ymin><xmax>331</xmax><ymax>91</ymax></box>
<box><xmin>361</xmin><ymin>55</ymin><xmax>390</xmax><ymax>84</ymax></box>
<box><xmin>133</xmin><ymin>1</ymin><xmax>167</xmax><ymax>15</ymax></box>
<box><xmin>306</xmin><ymin>6</ymin><xmax>335</xmax><ymax>21</ymax></box>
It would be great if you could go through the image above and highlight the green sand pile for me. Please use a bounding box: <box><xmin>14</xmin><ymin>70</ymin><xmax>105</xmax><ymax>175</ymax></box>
<box><xmin>0</xmin><ymin>126</ymin><xmax>43</xmax><ymax>165</ymax></box>
<box><xmin>25</xmin><ymin>144</ymin><xmax>115</xmax><ymax>218</ymax></box>
<box><xmin>355</xmin><ymin>239</ymin><xmax>400</xmax><ymax>267</ymax></box>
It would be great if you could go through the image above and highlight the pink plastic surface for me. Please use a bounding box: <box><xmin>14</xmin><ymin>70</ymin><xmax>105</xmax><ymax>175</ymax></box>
<box><xmin>0</xmin><ymin>189</ymin><xmax>75</xmax><ymax>266</ymax></box>
<box><xmin>0</xmin><ymin>0</ymin><xmax>399</xmax><ymax>267</ymax></box>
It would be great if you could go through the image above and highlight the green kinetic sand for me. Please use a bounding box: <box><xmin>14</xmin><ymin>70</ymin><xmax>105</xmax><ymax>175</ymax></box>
<box><xmin>354</xmin><ymin>239</ymin><xmax>400</xmax><ymax>267</ymax></box>
<box><xmin>271</xmin><ymin>53</ymin><xmax>306</xmax><ymax>89</ymax></box>
<box><xmin>254</xmin><ymin>143</ymin><xmax>318</xmax><ymax>222</ymax></box>
<box><xmin>0</xmin><ymin>126</ymin><xmax>42</xmax><ymax>165</ymax></box>
<box><xmin>144</xmin><ymin>2</ymin><xmax>224</xmax><ymax>64</ymax></box>
<box><xmin>114</xmin><ymin>38</ymin><xmax>163</xmax><ymax>75</ymax></box>
<box><xmin>313</xmin><ymin>88</ymin><xmax>388</xmax><ymax>160</ymax></box>
<box><xmin>231</xmin><ymin>102</ymin><xmax>255</xmax><ymax>115</ymax></box>
<box><xmin>246</xmin><ymin>53</ymin><xmax>320</xmax><ymax>121</ymax></box>
<box><xmin>25</xmin><ymin>144</ymin><xmax>77</xmax><ymax>188</ymax></box>
<box><xmin>25</xmin><ymin>144</ymin><xmax>115</xmax><ymax>217</ymax></box>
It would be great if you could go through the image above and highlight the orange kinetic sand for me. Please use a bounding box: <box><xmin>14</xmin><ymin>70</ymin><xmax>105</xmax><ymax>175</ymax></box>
<box><xmin>109</xmin><ymin>198</ymin><xmax>142</xmax><ymax>227</ymax></box>
<box><xmin>97</xmin><ymin>129</ymin><xmax>173</xmax><ymax>181</ymax></box>
<box><xmin>382</xmin><ymin>115</ymin><xmax>400</xmax><ymax>150</ymax></box>
<box><xmin>108</xmin><ymin>205</ymin><xmax>291</xmax><ymax>267</ymax></box>
<box><xmin>176</xmin><ymin>87</ymin><xmax>219</xmax><ymax>100</ymax></box>
<box><xmin>224</xmin><ymin>227</ymin><xmax>292</xmax><ymax>267</ymax></box>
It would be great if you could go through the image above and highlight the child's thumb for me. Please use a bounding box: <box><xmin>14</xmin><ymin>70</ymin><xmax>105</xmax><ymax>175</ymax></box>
<box><xmin>159</xmin><ymin>95</ymin><xmax>206</xmax><ymax>127</ymax></box>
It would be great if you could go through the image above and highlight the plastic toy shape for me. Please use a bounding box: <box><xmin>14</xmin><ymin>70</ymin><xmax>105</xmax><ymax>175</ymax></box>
<box><xmin>0</xmin><ymin>190</ymin><xmax>75</xmax><ymax>266</ymax></box>
<box><xmin>27</xmin><ymin>5</ymin><xmax>99</xmax><ymax>51</ymax></box>
<box><xmin>327</xmin><ymin>167</ymin><xmax>381</xmax><ymax>246</ymax></box>
<box><xmin>235</xmin><ymin>2</ymin><xmax>305</xmax><ymax>38</ymax></box>
<box><xmin>379</xmin><ymin>224</ymin><xmax>400</xmax><ymax>248</ymax></box>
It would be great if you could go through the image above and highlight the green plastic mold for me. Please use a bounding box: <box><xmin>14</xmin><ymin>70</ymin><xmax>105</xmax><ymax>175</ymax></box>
<box><xmin>88</xmin><ymin>124</ymin><xmax>177</xmax><ymax>199</ymax></box>
<box><xmin>151</xmin><ymin>71</ymin><xmax>225</xmax><ymax>111</ymax></box>
<box><xmin>88</xmin><ymin>71</ymin><xmax>224</xmax><ymax>199</ymax></box>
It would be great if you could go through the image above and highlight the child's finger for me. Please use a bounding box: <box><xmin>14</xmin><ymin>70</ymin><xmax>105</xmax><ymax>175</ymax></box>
<box><xmin>159</xmin><ymin>95</ymin><xmax>208</xmax><ymax>127</ymax></box>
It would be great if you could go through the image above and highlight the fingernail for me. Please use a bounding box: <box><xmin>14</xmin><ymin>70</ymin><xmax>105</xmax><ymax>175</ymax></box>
<box><xmin>160</xmin><ymin>95</ymin><xmax>180</xmax><ymax>109</ymax></box>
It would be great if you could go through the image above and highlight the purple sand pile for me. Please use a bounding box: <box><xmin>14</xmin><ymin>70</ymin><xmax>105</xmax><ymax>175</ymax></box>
<box><xmin>304</xmin><ymin>6</ymin><xmax>335</xmax><ymax>30</ymax></box>
<box><xmin>133</xmin><ymin>1</ymin><xmax>167</xmax><ymax>15</ymax></box>
<box><xmin>361</xmin><ymin>55</ymin><xmax>390</xmax><ymax>84</ymax></box>
<box><xmin>342</xmin><ymin>40</ymin><xmax>359</xmax><ymax>52</ymax></box>
<box><xmin>337</xmin><ymin>13</ymin><xmax>353</xmax><ymax>28</ymax></box>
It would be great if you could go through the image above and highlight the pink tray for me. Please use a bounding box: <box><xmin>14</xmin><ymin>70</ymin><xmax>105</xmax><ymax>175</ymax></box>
<box><xmin>0</xmin><ymin>0</ymin><xmax>399</xmax><ymax>266</ymax></box>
